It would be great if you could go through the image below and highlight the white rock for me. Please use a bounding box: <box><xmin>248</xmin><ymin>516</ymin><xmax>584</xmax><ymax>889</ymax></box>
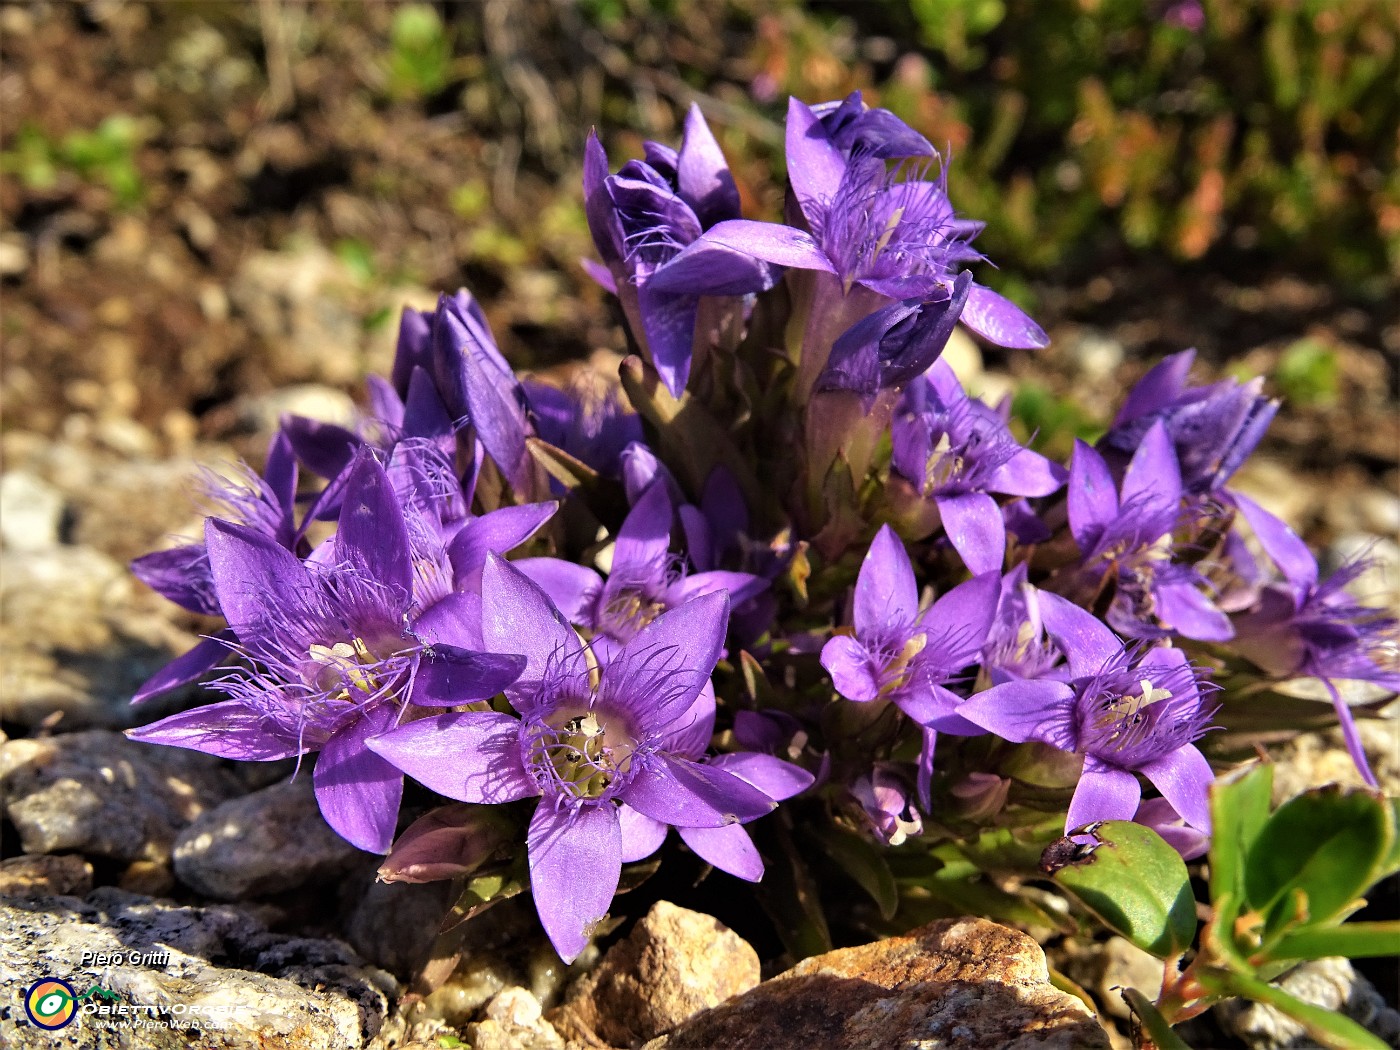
<box><xmin>0</xmin><ymin>471</ymin><xmax>65</xmax><ymax>551</ymax></box>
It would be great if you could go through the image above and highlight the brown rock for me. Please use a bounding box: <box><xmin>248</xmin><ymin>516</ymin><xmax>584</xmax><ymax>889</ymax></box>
<box><xmin>0</xmin><ymin>853</ymin><xmax>93</xmax><ymax>897</ymax></box>
<box><xmin>553</xmin><ymin>901</ymin><xmax>761</xmax><ymax>1047</ymax></box>
<box><xmin>648</xmin><ymin>917</ymin><xmax>1110</xmax><ymax>1050</ymax></box>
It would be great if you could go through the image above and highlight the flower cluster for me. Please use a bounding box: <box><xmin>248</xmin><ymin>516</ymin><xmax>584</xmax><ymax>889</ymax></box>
<box><xmin>129</xmin><ymin>93</ymin><xmax>1396</xmax><ymax>963</ymax></box>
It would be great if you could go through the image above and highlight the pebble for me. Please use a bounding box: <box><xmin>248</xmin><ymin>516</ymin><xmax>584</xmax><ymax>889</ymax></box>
<box><xmin>173</xmin><ymin>778</ymin><xmax>363</xmax><ymax>900</ymax></box>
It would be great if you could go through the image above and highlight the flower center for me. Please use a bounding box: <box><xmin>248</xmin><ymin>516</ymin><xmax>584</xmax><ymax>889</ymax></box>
<box><xmin>1084</xmin><ymin>678</ymin><xmax>1173</xmax><ymax>754</ymax></box>
<box><xmin>601</xmin><ymin>587</ymin><xmax>668</xmax><ymax>641</ymax></box>
<box><xmin>528</xmin><ymin>711</ymin><xmax>636</xmax><ymax>800</ymax></box>
<box><xmin>308</xmin><ymin>638</ymin><xmax>381</xmax><ymax>699</ymax></box>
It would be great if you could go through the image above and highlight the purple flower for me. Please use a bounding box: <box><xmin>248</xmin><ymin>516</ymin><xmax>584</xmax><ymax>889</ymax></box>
<box><xmin>811</xmin><ymin>91</ymin><xmax>936</xmax><ymax>160</ymax></box>
<box><xmin>130</xmin><ymin>432</ymin><xmax>301</xmax><ymax>703</ymax></box>
<box><xmin>1058</xmin><ymin>422</ymin><xmax>1233</xmax><ymax>642</ymax></box>
<box><xmin>432</xmin><ymin>291</ymin><xmax>536</xmax><ymax>495</ymax></box>
<box><xmin>960</xmin><ymin>593</ymin><xmax>1218</xmax><ymax>834</ymax></box>
<box><xmin>887</xmin><ymin>360</ymin><xmax>1065</xmax><ymax>573</ymax></box>
<box><xmin>1098</xmin><ymin>349</ymin><xmax>1277</xmax><ymax>497</ymax></box>
<box><xmin>584</xmin><ymin>105</ymin><xmax>762</xmax><ymax>396</ymax></box>
<box><xmin>816</xmin><ymin>276</ymin><xmax>971</xmax><ymax>398</ymax></box>
<box><xmin>820</xmin><ymin>524</ymin><xmax>1000</xmax><ymax>734</ymax></box>
<box><xmin>524</xmin><ymin>372</ymin><xmax>642</xmax><ymax>481</ymax></box>
<box><xmin>850</xmin><ymin>764</ymin><xmax>923</xmax><ymax>845</ymax></box>
<box><xmin>651</xmin><ymin>98</ymin><xmax>1047</xmax><ymax>351</ymax></box>
<box><xmin>1231</xmin><ymin>494</ymin><xmax>1399</xmax><ymax>786</ymax></box>
<box><xmin>367</xmin><ymin>555</ymin><xmax>810</xmax><ymax>962</ymax></box>
<box><xmin>127</xmin><ymin>453</ymin><xmax>526</xmax><ymax>853</ymax></box>
<box><xmin>517</xmin><ymin>481</ymin><xmax>767</xmax><ymax>662</ymax></box>
<box><xmin>980</xmin><ymin>565</ymin><xmax>1065</xmax><ymax>684</ymax></box>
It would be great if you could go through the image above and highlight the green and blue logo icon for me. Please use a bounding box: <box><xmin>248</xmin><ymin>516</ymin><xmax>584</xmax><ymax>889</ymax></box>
<box><xmin>24</xmin><ymin>980</ymin><xmax>121</xmax><ymax>1030</ymax></box>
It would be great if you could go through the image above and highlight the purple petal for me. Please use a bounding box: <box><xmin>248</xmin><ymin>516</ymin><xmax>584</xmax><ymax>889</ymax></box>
<box><xmin>987</xmin><ymin>448</ymin><xmax>1066</xmax><ymax>498</ymax></box>
<box><xmin>619</xmin><ymin>753</ymin><xmax>776</xmax><ymax>829</ymax></box>
<box><xmin>709</xmin><ymin>752</ymin><xmax>814</xmax><ymax>801</ymax></box>
<box><xmin>1067</xmin><ymin>760</ymin><xmax>1141</xmax><ymax>831</ymax></box>
<box><xmin>606</xmin><ymin>591</ymin><xmax>728</xmax><ymax>731</ymax></box>
<box><xmin>821</xmin><ymin>635</ymin><xmax>880</xmax><ymax>703</ymax></box>
<box><xmin>1155</xmin><ymin>580</ymin><xmax>1234</xmax><ymax>642</ymax></box>
<box><xmin>130</xmin><ymin>543</ymin><xmax>218</xmax><ymax>615</ymax></box>
<box><xmin>413</xmin><ymin>591</ymin><xmax>485</xmax><ymax>650</ymax></box>
<box><xmin>1232</xmin><ymin>492</ymin><xmax>1317</xmax><ymax>598</ymax></box>
<box><xmin>957</xmin><ymin>679</ymin><xmax>1074</xmax><ymax>745</ymax></box>
<box><xmin>669</xmin><ymin>569</ymin><xmax>768</xmax><ymax>607</ymax></box>
<box><xmin>528</xmin><ymin>801</ymin><xmax>621</xmax><ymax>963</ymax></box>
<box><xmin>1321</xmin><ymin>676</ymin><xmax>1379</xmax><ymax>788</ymax></box>
<box><xmin>411</xmin><ymin>646</ymin><xmax>527</xmax><ymax>706</ymax></box>
<box><xmin>677</xmin><ymin>103</ymin><xmax>741</xmax><ymax>227</ymax></box>
<box><xmin>512</xmin><ymin>557</ymin><xmax>604</xmax><ymax>624</ymax></box>
<box><xmin>280</xmin><ymin>415</ymin><xmax>361</xmax><ymax>483</ymax></box>
<box><xmin>481</xmin><ymin>553</ymin><xmax>586</xmax><ymax>694</ymax></box>
<box><xmin>583</xmin><ymin>131</ymin><xmax>622</xmax><ymax>266</ymax></box>
<box><xmin>1114</xmin><ymin>350</ymin><xmax>1195</xmax><ymax>426</ymax></box>
<box><xmin>613</xmin><ymin>480</ymin><xmax>673</xmax><ymax>577</ymax></box>
<box><xmin>917</xmin><ymin>571</ymin><xmax>1002</xmax><ymax>667</ymax></box>
<box><xmin>1121</xmin><ymin>421</ymin><xmax>1182</xmax><ymax>519</ymax></box>
<box><xmin>618</xmin><ymin>803</ymin><xmax>668</xmax><ymax>863</ymax></box>
<box><xmin>313</xmin><ymin>708</ymin><xmax>405</xmax><ymax>853</ymax></box>
<box><xmin>366</xmin><ymin>374</ymin><xmax>406</xmax><ymax>429</ymax></box>
<box><xmin>1038</xmin><ymin>590</ymin><xmax>1123</xmax><ymax>679</ymax></box>
<box><xmin>647</xmin><ymin>236</ymin><xmax>777</xmax><ymax>297</ymax></box>
<box><xmin>785</xmin><ymin>96</ymin><xmax>847</xmax><ymax>219</ymax></box>
<box><xmin>936</xmin><ymin>492</ymin><xmax>1006</xmax><ymax>575</ymax></box>
<box><xmin>581</xmin><ymin>256</ymin><xmax>618</xmax><ymax>295</ymax></box>
<box><xmin>1068</xmin><ymin>440</ymin><xmax>1119</xmax><ymax>554</ymax></box>
<box><xmin>391</xmin><ymin>306</ymin><xmax>434</xmax><ymax>395</ymax></box>
<box><xmin>448</xmin><ymin>502</ymin><xmax>559</xmax><ymax>580</ymax></box>
<box><xmin>132</xmin><ymin>634</ymin><xmax>231</xmax><ymax>704</ymax></box>
<box><xmin>917</xmin><ymin>725</ymin><xmax>937</xmax><ymax>810</ymax></box>
<box><xmin>959</xmin><ymin>283</ymin><xmax>1049</xmax><ymax>349</ymax></box>
<box><xmin>1139</xmin><ymin>745</ymin><xmax>1213</xmax><ymax>833</ymax></box>
<box><xmin>655</xmin><ymin>681</ymin><xmax>717</xmax><ymax>759</ymax></box>
<box><xmin>636</xmin><ymin>282</ymin><xmax>699</xmax><ymax>398</ymax></box>
<box><xmin>679</xmin><ymin>823</ymin><xmax>763</xmax><ymax>882</ymax></box>
<box><xmin>205</xmin><ymin>519</ymin><xmax>318</xmax><ymax>650</ymax></box>
<box><xmin>366</xmin><ymin>711</ymin><xmax>537</xmax><ymax>804</ymax></box>
<box><xmin>895</xmin><ymin>681</ymin><xmax>982</xmax><ymax>734</ymax></box>
<box><xmin>854</xmin><ymin>524</ymin><xmax>919</xmax><ymax>637</ymax></box>
<box><xmin>402</xmin><ymin>365</ymin><xmax>455</xmax><ymax>444</ymax></box>
<box><xmin>337</xmin><ymin>452</ymin><xmax>413</xmax><ymax>597</ymax></box>
<box><xmin>679</xmin><ymin>504</ymin><xmax>714</xmax><ymax>571</ymax></box>
<box><xmin>649</xmin><ymin>220</ymin><xmax>832</xmax><ymax>295</ymax></box>
<box><xmin>125</xmin><ymin>699</ymin><xmax>305</xmax><ymax>760</ymax></box>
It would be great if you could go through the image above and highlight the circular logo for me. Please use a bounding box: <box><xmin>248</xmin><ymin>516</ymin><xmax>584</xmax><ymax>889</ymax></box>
<box><xmin>25</xmin><ymin>979</ymin><xmax>77</xmax><ymax>1030</ymax></box>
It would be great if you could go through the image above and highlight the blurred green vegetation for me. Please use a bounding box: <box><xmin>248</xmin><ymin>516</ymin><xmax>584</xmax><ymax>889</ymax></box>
<box><xmin>752</xmin><ymin>0</ymin><xmax>1398</xmax><ymax>295</ymax></box>
<box><xmin>1</xmin><ymin>115</ymin><xmax>146</xmax><ymax>207</ymax></box>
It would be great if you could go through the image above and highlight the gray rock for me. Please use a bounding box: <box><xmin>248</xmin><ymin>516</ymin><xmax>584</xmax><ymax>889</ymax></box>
<box><xmin>1213</xmin><ymin>958</ymin><xmax>1400</xmax><ymax>1049</ymax></box>
<box><xmin>647</xmin><ymin>917</ymin><xmax>1110</xmax><ymax>1050</ymax></box>
<box><xmin>553</xmin><ymin>900</ymin><xmax>760</xmax><ymax>1046</ymax></box>
<box><xmin>173</xmin><ymin>778</ymin><xmax>362</xmax><ymax>900</ymax></box>
<box><xmin>0</xmin><ymin>546</ymin><xmax>203</xmax><ymax>729</ymax></box>
<box><xmin>343</xmin><ymin>873</ymin><xmax>457</xmax><ymax>978</ymax></box>
<box><xmin>1</xmin><ymin>731</ymin><xmax>241</xmax><ymax>863</ymax></box>
<box><xmin>0</xmin><ymin>887</ymin><xmax>397</xmax><ymax>1049</ymax></box>
<box><xmin>0</xmin><ymin>471</ymin><xmax>65</xmax><ymax>551</ymax></box>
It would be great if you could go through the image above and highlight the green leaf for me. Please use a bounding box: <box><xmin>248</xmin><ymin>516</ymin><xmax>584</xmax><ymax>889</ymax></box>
<box><xmin>1120</xmin><ymin>987</ymin><xmax>1192</xmax><ymax>1050</ymax></box>
<box><xmin>1268</xmin><ymin>921</ymin><xmax>1400</xmax><ymax>962</ymax></box>
<box><xmin>1199</xmin><ymin>969</ymin><xmax>1389</xmax><ymax>1050</ymax></box>
<box><xmin>1209</xmin><ymin>762</ymin><xmax>1274</xmax><ymax>913</ymax></box>
<box><xmin>1245</xmin><ymin>785</ymin><xmax>1389</xmax><ymax>931</ymax></box>
<box><xmin>754</xmin><ymin>817</ymin><xmax>832</xmax><ymax>961</ymax></box>
<box><xmin>809</xmin><ymin>826</ymin><xmax>899</xmax><ymax>920</ymax></box>
<box><xmin>1051</xmin><ymin>821</ymin><xmax>1197</xmax><ymax>958</ymax></box>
